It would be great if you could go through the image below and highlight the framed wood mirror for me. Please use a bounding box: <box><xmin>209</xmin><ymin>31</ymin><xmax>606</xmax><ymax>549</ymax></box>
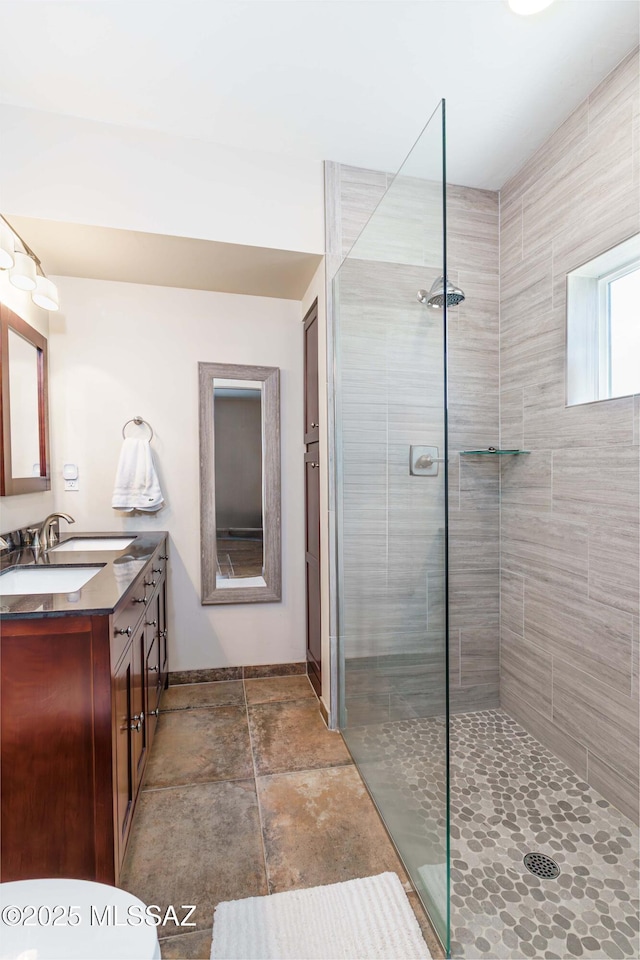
<box><xmin>199</xmin><ymin>362</ymin><xmax>281</xmax><ymax>604</ymax></box>
<box><xmin>0</xmin><ymin>304</ymin><xmax>50</xmax><ymax>495</ymax></box>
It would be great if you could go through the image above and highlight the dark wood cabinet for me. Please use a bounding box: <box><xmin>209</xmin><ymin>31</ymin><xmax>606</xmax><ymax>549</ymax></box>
<box><xmin>1</xmin><ymin>539</ymin><xmax>168</xmax><ymax>884</ymax></box>
<box><xmin>304</xmin><ymin>302</ymin><xmax>319</xmax><ymax>445</ymax></box>
<box><xmin>303</xmin><ymin>300</ymin><xmax>322</xmax><ymax>697</ymax></box>
<box><xmin>113</xmin><ymin>639</ymin><xmax>136</xmax><ymax>864</ymax></box>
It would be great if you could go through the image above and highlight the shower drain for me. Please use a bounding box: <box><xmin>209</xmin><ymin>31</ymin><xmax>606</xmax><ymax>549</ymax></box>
<box><xmin>523</xmin><ymin>852</ymin><xmax>560</xmax><ymax>879</ymax></box>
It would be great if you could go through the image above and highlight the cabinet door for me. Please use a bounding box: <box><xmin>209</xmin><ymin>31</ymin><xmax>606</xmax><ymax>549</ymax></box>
<box><xmin>157</xmin><ymin>575</ymin><xmax>168</xmax><ymax>688</ymax></box>
<box><xmin>131</xmin><ymin>620</ymin><xmax>147</xmax><ymax>793</ymax></box>
<box><xmin>113</xmin><ymin>642</ymin><xmax>136</xmax><ymax>866</ymax></box>
<box><xmin>305</xmin><ymin>444</ymin><xmax>321</xmax><ymax>696</ymax></box>
<box><xmin>304</xmin><ymin>302</ymin><xmax>319</xmax><ymax>444</ymax></box>
<box><xmin>144</xmin><ymin>614</ymin><xmax>162</xmax><ymax>750</ymax></box>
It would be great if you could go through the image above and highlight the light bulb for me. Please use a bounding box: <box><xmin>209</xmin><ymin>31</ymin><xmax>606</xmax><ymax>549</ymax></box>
<box><xmin>32</xmin><ymin>275</ymin><xmax>60</xmax><ymax>311</ymax></box>
<box><xmin>9</xmin><ymin>251</ymin><xmax>37</xmax><ymax>291</ymax></box>
<box><xmin>508</xmin><ymin>0</ymin><xmax>555</xmax><ymax>14</ymax></box>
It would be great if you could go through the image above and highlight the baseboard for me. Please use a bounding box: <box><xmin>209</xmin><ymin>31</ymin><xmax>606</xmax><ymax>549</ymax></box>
<box><xmin>169</xmin><ymin>662</ymin><xmax>307</xmax><ymax>685</ymax></box>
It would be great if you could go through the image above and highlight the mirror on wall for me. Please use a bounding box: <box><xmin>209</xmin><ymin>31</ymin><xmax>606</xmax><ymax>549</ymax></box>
<box><xmin>566</xmin><ymin>233</ymin><xmax>640</xmax><ymax>406</ymax></box>
<box><xmin>199</xmin><ymin>362</ymin><xmax>281</xmax><ymax>604</ymax></box>
<box><xmin>0</xmin><ymin>304</ymin><xmax>50</xmax><ymax>495</ymax></box>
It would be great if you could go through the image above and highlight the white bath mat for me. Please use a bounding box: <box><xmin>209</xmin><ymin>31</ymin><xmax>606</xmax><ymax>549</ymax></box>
<box><xmin>211</xmin><ymin>871</ymin><xmax>432</xmax><ymax>960</ymax></box>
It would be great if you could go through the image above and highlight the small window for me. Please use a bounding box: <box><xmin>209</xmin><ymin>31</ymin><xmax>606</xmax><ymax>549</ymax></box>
<box><xmin>566</xmin><ymin>234</ymin><xmax>640</xmax><ymax>406</ymax></box>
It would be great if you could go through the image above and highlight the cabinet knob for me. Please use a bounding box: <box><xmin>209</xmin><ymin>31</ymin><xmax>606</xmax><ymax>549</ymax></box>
<box><xmin>148</xmin><ymin>664</ymin><xmax>159</xmax><ymax>672</ymax></box>
<box><xmin>310</xmin><ymin>462</ymin><xmax>319</xmax><ymax>468</ymax></box>
<box><xmin>152</xmin><ymin>567</ymin><xmax>162</xmax><ymax>574</ymax></box>
<box><xmin>149</xmin><ymin>708</ymin><xmax>159</xmax><ymax>717</ymax></box>
<box><xmin>115</xmin><ymin>625</ymin><xmax>133</xmax><ymax>637</ymax></box>
<box><xmin>144</xmin><ymin>578</ymin><xmax>157</xmax><ymax>587</ymax></box>
<box><xmin>311</xmin><ymin>422</ymin><xmax>318</xmax><ymax>428</ymax></box>
<box><xmin>133</xmin><ymin>596</ymin><xmax>148</xmax><ymax>604</ymax></box>
<box><xmin>145</xmin><ymin>619</ymin><xmax>157</xmax><ymax>628</ymax></box>
<box><xmin>159</xmin><ymin>629</ymin><xmax>168</xmax><ymax>638</ymax></box>
<box><xmin>129</xmin><ymin>714</ymin><xmax>143</xmax><ymax>732</ymax></box>
<box><xmin>159</xmin><ymin>554</ymin><xmax>168</xmax><ymax>561</ymax></box>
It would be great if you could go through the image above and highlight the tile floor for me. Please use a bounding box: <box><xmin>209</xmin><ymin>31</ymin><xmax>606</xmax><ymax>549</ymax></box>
<box><xmin>346</xmin><ymin>710</ymin><xmax>640</xmax><ymax>960</ymax></box>
<box><xmin>120</xmin><ymin>674</ymin><xmax>443</xmax><ymax>960</ymax></box>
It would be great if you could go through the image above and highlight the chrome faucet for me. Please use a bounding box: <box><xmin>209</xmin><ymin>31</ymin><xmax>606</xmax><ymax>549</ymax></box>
<box><xmin>36</xmin><ymin>513</ymin><xmax>75</xmax><ymax>551</ymax></box>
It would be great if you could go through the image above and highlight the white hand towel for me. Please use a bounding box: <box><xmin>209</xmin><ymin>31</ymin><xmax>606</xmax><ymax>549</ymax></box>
<box><xmin>112</xmin><ymin>437</ymin><xmax>165</xmax><ymax>513</ymax></box>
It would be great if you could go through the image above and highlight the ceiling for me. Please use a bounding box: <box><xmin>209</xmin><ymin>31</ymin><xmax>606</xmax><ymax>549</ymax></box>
<box><xmin>0</xmin><ymin>1</ymin><xmax>638</xmax><ymax>190</ymax></box>
<box><xmin>10</xmin><ymin>217</ymin><xmax>322</xmax><ymax>300</ymax></box>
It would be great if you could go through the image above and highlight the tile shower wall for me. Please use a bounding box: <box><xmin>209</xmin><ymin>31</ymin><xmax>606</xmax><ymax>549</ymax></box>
<box><xmin>326</xmin><ymin>162</ymin><xmax>500</xmax><ymax>716</ymax></box>
<box><xmin>499</xmin><ymin>49</ymin><xmax>640</xmax><ymax>823</ymax></box>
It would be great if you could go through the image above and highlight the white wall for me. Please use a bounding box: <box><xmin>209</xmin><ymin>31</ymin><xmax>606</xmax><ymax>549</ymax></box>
<box><xmin>0</xmin><ymin>104</ymin><xmax>324</xmax><ymax>255</ymax></box>
<box><xmin>48</xmin><ymin>276</ymin><xmax>305</xmax><ymax>672</ymax></box>
<box><xmin>0</xmin><ymin>271</ymin><xmax>54</xmax><ymax>531</ymax></box>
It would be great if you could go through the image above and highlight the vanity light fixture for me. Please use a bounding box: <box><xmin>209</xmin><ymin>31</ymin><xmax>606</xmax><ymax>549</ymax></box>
<box><xmin>9</xmin><ymin>250</ymin><xmax>37</xmax><ymax>291</ymax></box>
<box><xmin>0</xmin><ymin>214</ymin><xmax>60</xmax><ymax>311</ymax></box>
<box><xmin>508</xmin><ymin>0</ymin><xmax>555</xmax><ymax>13</ymax></box>
<box><xmin>0</xmin><ymin>219</ymin><xmax>15</xmax><ymax>269</ymax></box>
<box><xmin>32</xmin><ymin>275</ymin><xmax>60</xmax><ymax>311</ymax></box>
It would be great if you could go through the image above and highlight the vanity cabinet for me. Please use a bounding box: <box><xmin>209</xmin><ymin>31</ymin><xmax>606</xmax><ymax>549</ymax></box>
<box><xmin>0</xmin><ymin>538</ymin><xmax>168</xmax><ymax>885</ymax></box>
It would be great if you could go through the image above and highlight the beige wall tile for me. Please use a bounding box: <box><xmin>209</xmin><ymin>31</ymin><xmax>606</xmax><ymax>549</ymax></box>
<box><xmin>524</xmin><ymin>379</ymin><xmax>634</xmax><ymax>449</ymax></box>
<box><xmin>522</xmin><ymin>108</ymin><xmax>635</xmax><ymax>257</ymax></box>
<box><xmin>524</xmin><ymin>579</ymin><xmax>633</xmax><ymax>694</ymax></box>
<box><xmin>588</xmin><ymin>48</ymin><xmax>640</xmax><ymax>133</ymax></box>
<box><xmin>552</xmin><ymin>446</ymin><xmax>639</xmax><ymax>524</ymax></box>
<box><xmin>499</xmin><ymin>387</ymin><xmax>524</xmax><ymax>451</ymax></box>
<box><xmin>449</xmin><ymin>568</ymin><xmax>500</xmax><ymax>630</ymax></box>
<box><xmin>500</xmin><ymin>569</ymin><xmax>524</xmax><ymax>638</ymax></box>
<box><xmin>501</xmin><ymin>98</ymin><xmax>589</xmax><ymax>206</ymax></box>
<box><xmin>500</xmin><ymin>686</ymin><xmax>588</xmax><ymax>781</ymax></box>
<box><xmin>500</xmin><ymin>627</ymin><xmax>552</xmax><ymax>717</ymax></box>
<box><xmin>460</xmin><ymin>627</ymin><xmax>500</xmax><ymax>686</ymax></box>
<box><xmin>501</xmin><ymin>508</ymin><xmax>589</xmax><ymax>593</ymax></box>
<box><xmin>500</xmin><ymin>450</ymin><xmax>552</xmax><ymax>513</ymax></box>
<box><xmin>587</xmin><ymin>751</ymin><xmax>639</xmax><ymax>824</ymax></box>
<box><xmin>552</xmin><ymin>659</ymin><xmax>639</xmax><ymax>787</ymax></box>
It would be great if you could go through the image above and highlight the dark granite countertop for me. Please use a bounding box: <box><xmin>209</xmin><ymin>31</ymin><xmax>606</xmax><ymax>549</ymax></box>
<box><xmin>0</xmin><ymin>531</ymin><xmax>167</xmax><ymax>620</ymax></box>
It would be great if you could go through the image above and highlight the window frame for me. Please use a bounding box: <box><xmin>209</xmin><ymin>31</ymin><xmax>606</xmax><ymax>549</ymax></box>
<box><xmin>565</xmin><ymin>233</ymin><xmax>640</xmax><ymax>408</ymax></box>
<box><xmin>596</xmin><ymin>258</ymin><xmax>640</xmax><ymax>401</ymax></box>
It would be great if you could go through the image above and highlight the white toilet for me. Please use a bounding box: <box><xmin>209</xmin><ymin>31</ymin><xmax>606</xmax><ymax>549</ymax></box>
<box><xmin>0</xmin><ymin>878</ymin><xmax>161</xmax><ymax>960</ymax></box>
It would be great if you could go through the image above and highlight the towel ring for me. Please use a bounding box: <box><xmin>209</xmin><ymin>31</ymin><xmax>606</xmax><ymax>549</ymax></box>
<box><xmin>122</xmin><ymin>417</ymin><xmax>154</xmax><ymax>442</ymax></box>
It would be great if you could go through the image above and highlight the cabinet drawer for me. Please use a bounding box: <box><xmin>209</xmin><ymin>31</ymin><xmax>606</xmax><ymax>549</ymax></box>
<box><xmin>149</xmin><ymin>540</ymin><xmax>168</xmax><ymax>579</ymax></box>
<box><xmin>111</xmin><ymin>542</ymin><xmax>168</xmax><ymax>669</ymax></box>
<box><xmin>112</xmin><ymin>578</ymin><xmax>148</xmax><ymax>666</ymax></box>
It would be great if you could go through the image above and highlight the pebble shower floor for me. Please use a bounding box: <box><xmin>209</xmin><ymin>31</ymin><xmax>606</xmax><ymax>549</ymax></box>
<box><xmin>346</xmin><ymin>710</ymin><xmax>639</xmax><ymax>959</ymax></box>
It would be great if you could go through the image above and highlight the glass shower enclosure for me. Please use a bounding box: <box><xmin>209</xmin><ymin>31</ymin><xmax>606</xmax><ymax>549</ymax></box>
<box><xmin>334</xmin><ymin>101</ymin><xmax>450</xmax><ymax>950</ymax></box>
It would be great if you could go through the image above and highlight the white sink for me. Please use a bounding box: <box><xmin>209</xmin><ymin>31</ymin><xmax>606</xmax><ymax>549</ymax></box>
<box><xmin>0</xmin><ymin>566</ymin><xmax>102</xmax><ymax>595</ymax></box>
<box><xmin>50</xmin><ymin>537</ymin><xmax>135</xmax><ymax>552</ymax></box>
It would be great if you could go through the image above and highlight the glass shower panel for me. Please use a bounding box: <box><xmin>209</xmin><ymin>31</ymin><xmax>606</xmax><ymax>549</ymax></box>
<box><xmin>335</xmin><ymin>101</ymin><xmax>449</xmax><ymax>949</ymax></box>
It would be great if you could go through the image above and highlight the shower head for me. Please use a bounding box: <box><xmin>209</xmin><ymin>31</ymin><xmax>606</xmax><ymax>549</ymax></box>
<box><xmin>417</xmin><ymin>276</ymin><xmax>465</xmax><ymax>308</ymax></box>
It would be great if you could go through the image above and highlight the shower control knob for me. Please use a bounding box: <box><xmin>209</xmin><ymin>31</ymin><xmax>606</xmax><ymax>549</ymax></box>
<box><xmin>416</xmin><ymin>454</ymin><xmax>445</xmax><ymax>469</ymax></box>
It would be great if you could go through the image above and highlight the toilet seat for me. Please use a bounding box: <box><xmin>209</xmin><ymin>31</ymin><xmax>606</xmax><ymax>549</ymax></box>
<box><xmin>0</xmin><ymin>878</ymin><xmax>161</xmax><ymax>960</ymax></box>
